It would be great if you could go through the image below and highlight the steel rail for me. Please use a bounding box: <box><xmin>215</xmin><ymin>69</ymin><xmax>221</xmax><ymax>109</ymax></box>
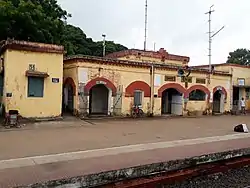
<box><xmin>101</xmin><ymin>155</ymin><xmax>250</xmax><ymax>188</ymax></box>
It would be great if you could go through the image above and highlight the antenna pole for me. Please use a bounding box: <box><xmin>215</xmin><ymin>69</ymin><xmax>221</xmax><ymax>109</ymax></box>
<box><xmin>205</xmin><ymin>5</ymin><xmax>214</xmax><ymax>84</ymax></box>
<box><xmin>205</xmin><ymin>5</ymin><xmax>224</xmax><ymax>84</ymax></box>
<box><xmin>208</xmin><ymin>8</ymin><xmax>212</xmax><ymax>75</ymax></box>
<box><xmin>102</xmin><ymin>34</ymin><xmax>106</xmax><ymax>57</ymax></box>
<box><xmin>144</xmin><ymin>0</ymin><xmax>148</xmax><ymax>51</ymax></box>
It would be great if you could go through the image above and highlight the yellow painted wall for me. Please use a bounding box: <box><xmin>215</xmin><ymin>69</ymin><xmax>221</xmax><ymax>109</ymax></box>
<box><xmin>214</xmin><ymin>65</ymin><xmax>250</xmax><ymax>86</ymax></box>
<box><xmin>231</xmin><ymin>67</ymin><xmax>250</xmax><ymax>86</ymax></box>
<box><xmin>4</xmin><ymin>49</ymin><xmax>63</xmax><ymax>118</ymax></box>
<box><xmin>65</xmin><ymin>59</ymin><xmax>231</xmax><ymax>116</ymax></box>
<box><xmin>230</xmin><ymin>67</ymin><xmax>250</xmax><ymax>109</ymax></box>
<box><xmin>0</xmin><ymin>53</ymin><xmax>6</xmax><ymax>104</ymax></box>
<box><xmin>74</xmin><ymin>61</ymin><xmax>151</xmax><ymax>115</ymax></box>
<box><xmin>123</xmin><ymin>97</ymin><xmax>151</xmax><ymax>116</ymax></box>
<box><xmin>214</xmin><ymin>64</ymin><xmax>250</xmax><ymax>109</ymax></box>
<box><xmin>210</xmin><ymin>74</ymin><xmax>231</xmax><ymax>111</ymax></box>
<box><xmin>153</xmin><ymin>71</ymin><xmax>231</xmax><ymax>114</ymax></box>
<box><xmin>117</xmin><ymin>55</ymin><xmax>183</xmax><ymax>66</ymax></box>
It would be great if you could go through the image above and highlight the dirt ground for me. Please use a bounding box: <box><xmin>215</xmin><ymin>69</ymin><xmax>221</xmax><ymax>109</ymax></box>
<box><xmin>0</xmin><ymin>115</ymin><xmax>249</xmax><ymax>160</ymax></box>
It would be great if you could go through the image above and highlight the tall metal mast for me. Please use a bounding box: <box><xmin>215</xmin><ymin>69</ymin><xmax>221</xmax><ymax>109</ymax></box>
<box><xmin>205</xmin><ymin>5</ymin><xmax>224</xmax><ymax>84</ymax></box>
<box><xmin>205</xmin><ymin>5</ymin><xmax>214</xmax><ymax>82</ymax></box>
<box><xmin>102</xmin><ymin>34</ymin><xmax>106</xmax><ymax>57</ymax></box>
<box><xmin>144</xmin><ymin>0</ymin><xmax>148</xmax><ymax>51</ymax></box>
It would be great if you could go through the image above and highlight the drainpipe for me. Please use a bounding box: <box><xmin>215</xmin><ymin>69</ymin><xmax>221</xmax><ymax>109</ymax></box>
<box><xmin>230</xmin><ymin>67</ymin><xmax>233</xmax><ymax>112</ymax></box>
<box><xmin>150</xmin><ymin>64</ymin><xmax>155</xmax><ymax>116</ymax></box>
<box><xmin>0</xmin><ymin>57</ymin><xmax>4</xmax><ymax>116</ymax></box>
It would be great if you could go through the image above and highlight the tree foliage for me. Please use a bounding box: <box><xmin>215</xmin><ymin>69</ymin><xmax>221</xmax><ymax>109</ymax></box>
<box><xmin>227</xmin><ymin>48</ymin><xmax>250</xmax><ymax>66</ymax></box>
<box><xmin>0</xmin><ymin>0</ymin><xmax>127</xmax><ymax>56</ymax></box>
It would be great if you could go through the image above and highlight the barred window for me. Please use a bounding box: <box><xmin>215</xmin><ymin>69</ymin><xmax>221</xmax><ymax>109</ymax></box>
<box><xmin>196</xmin><ymin>78</ymin><xmax>206</xmax><ymax>84</ymax></box>
<box><xmin>28</xmin><ymin>77</ymin><xmax>44</xmax><ymax>97</ymax></box>
<box><xmin>134</xmin><ymin>90</ymin><xmax>143</xmax><ymax>106</ymax></box>
<box><xmin>189</xmin><ymin>89</ymin><xmax>206</xmax><ymax>101</ymax></box>
<box><xmin>165</xmin><ymin>76</ymin><xmax>176</xmax><ymax>82</ymax></box>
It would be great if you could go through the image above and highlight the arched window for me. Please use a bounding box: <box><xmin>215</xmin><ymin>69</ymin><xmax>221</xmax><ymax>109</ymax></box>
<box><xmin>189</xmin><ymin>89</ymin><xmax>206</xmax><ymax>101</ymax></box>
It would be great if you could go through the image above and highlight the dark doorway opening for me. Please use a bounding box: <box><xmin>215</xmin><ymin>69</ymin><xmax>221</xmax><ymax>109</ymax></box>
<box><xmin>161</xmin><ymin>88</ymin><xmax>183</xmax><ymax>115</ymax></box>
<box><xmin>63</xmin><ymin>84</ymin><xmax>74</xmax><ymax>115</ymax></box>
<box><xmin>213</xmin><ymin>90</ymin><xmax>221</xmax><ymax>113</ymax></box>
<box><xmin>89</xmin><ymin>84</ymin><xmax>109</xmax><ymax>115</ymax></box>
<box><xmin>233</xmin><ymin>87</ymin><xmax>239</xmax><ymax>103</ymax></box>
<box><xmin>233</xmin><ymin>86</ymin><xmax>240</xmax><ymax>109</ymax></box>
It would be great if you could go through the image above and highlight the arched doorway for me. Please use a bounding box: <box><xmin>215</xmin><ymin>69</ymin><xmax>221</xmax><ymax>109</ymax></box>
<box><xmin>161</xmin><ymin>88</ymin><xmax>183</xmax><ymax>115</ymax></box>
<box><xmin>213</xmin><ymin>90</ymin><xmax>222</xmax><ymax>113</ymax></box>
<box><xmin>85</xmin><ymin>77</ymin><xmax>117</xmax><ymax>115</ymax></box>
<box><xmin>89</xmin><ymin>84</ymin><xmax>109</xmax><ymax>115</ymax></box>
<box><xmin>158</xmin><ymin>83</ymin><xmax>185</xmax><ymax>116</ymax></box>
<box><xmin>63</xmin><ymin>77</ymin><xmax>76</xmax><ymax>114</ymax></box>
<box><xmin>213</xmin><ymin>86</ymin><xmax>226</xmax><ymax>113</ymax></box>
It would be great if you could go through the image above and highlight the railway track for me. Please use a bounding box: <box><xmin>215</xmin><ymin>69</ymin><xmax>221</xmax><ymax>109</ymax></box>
<box><xmin>101</xmin><ymin>155</ymin><xmax>250</xmax><ymax>188</ymax></box>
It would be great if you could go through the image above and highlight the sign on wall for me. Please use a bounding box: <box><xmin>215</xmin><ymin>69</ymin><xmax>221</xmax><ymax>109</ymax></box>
<box><xmin>78</xmin><ymin>68</ymin><xmax>88</xmax><ymax>84</ymax></box>
<box><xmin>216</xmin><ymin>86</ymin><xmax>222</xmax><ymax>91</ymax></box>
<box><xmin>238</xmin><ymin>78</ymin><xmax>245</xmax><ymax>86</ymax></box>
<box><xmin>52</xmin><ymin>78</ymin><xmax>59</xmax><ymax>83</ymax></box>
<box><xmin>154</xmin><ymin>74</ymin><xmax>161</xmax><ymax>87</ymax></box>
<box><xmin>96</xmin><ymin>81</ymin><xmax>107</xmax><ymax>85</ymax></box>
<box><xmin>6</xmin><ymin>93</ymin><xmax>12</xmax><ymax>97</ymax></box>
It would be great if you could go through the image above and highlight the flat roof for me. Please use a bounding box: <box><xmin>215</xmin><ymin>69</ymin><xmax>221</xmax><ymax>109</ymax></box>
<box><xmin>0</xmin><ymin>39</ymin><xmax>64</xmax><ymax>54</ymax></box>
<box><xmin>105</xmin><ymin>48</ymin><xmax>190</xmax><ymax>63</ymax></box>
<box><xmin>64</xmin><ymin>55</ymin><xmax>231</xmax><ymax>77</ymax></box>
<box><xmin>193</xmin><ymin>63</ymin><xmax>250</xmax><ymax>69</ymax></box>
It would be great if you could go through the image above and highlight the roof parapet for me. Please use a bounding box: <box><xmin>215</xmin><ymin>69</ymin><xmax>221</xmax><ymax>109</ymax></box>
<box><xmin>0</xmin><ymin>39</ymin><xmax>64</xmax><ymax>54</ymax></box>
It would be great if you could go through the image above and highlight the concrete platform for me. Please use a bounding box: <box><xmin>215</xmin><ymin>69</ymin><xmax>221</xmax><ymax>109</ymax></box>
<box><xmin>1</xmin><ymin>115</ymin><xmax>250</xmax><ymax>160</ymax></box>
<box><xmin>1</xmin><ymin>135</ymin><xmax>250</xmax><ymax>188</ymax></box>
<box><xmin>1</xmin><ymin>116</ymin><xmax>250</xmax><ymax>187</ymax></box>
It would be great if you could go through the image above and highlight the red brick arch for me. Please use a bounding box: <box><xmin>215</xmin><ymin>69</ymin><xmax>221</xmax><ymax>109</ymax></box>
<box><xmin>158</xmin><ymin>83</ymin><xmax>186</xmax><ymax>97</ymax></box>
<box><xmin>64</xmin><ymin>77</ymin><xmax>76</xmax><ymax>95</ymax></box>
<box><xmin>85</xmin><ymin>77</ymin><xmax>117</xmax><ymax>96</ymax></box>
<box><xmin>125</xmin><ymin>81</ymin><xmax>151</xmax><ymax>97</ymax></box>
<box><xmin>213</xmin><ymin>86</ymin><xmax>227</xmax><ymax>100</ymax></box>
<box><xmin>185</xmin><ymin>85</ymin><xmax>210</xmax><ymax>99</ymax></box>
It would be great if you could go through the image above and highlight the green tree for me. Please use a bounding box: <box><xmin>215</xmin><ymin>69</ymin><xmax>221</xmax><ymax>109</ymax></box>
<box><xmin>61</xmin><ymin>24</ymin><xmax>92</xmax><ymax>55</ymax></box>
<box><xmin>0</xmin><ymin>0</ymin><xmax>69</xmax><ymax>43</ymax></box>
<box><xmin>0</xmin><ymin>0</ymin><xmax>128</xmax><ymax>56</ymax></box>
<box><xmin>61</xmin><ymin>25</ymin><xmax>128</xmax><ymax>56</ymax></box>
<box><xmin>227</xmin><ymin>48</ymin><xmax>250</xmax><ymax>66</ymax></box>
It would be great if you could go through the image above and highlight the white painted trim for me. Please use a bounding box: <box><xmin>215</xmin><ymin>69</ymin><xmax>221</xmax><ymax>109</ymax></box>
<box><xmin>86</xmin><ymin>96</ymin><xmax>89</xmax><ymax>114</ymax></box>
<box><xmin>108</xmin><ymin>88</ymin><xmax>112</xmax><ymax>115</ymax></box>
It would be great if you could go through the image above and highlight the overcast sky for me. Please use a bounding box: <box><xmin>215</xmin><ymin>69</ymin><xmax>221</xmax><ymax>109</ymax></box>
<box><xmin>58</xmin><ymin>0</ymin><xmax>250</xmax><ymax>66</ymax></box>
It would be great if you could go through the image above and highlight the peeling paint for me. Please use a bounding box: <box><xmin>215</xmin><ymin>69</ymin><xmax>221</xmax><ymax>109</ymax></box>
<box><xmin>3</xmin><ymin>49</ymin><xmax>63</xmax><ymax>118</ymax></box>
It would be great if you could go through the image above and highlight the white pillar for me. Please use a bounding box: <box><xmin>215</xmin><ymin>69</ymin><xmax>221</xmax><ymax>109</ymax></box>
<box><xmin>220</xmin><ymin>94</ymin><xmax>225</xmax><ymax>113</ymax></box>
<box><xmin>108</xmin><ymin>89</ymin><xmax>113</xmax><ymax>115</ymax></box>
<box><xmin>86</xmin><ymin>96</ymin><xmax>89</xmax><ymax>114</ymax></box>
<box><xmin>110</xmin><ymin>97</ymin><xmax>114</xmax><ymax>114</ymax></box>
